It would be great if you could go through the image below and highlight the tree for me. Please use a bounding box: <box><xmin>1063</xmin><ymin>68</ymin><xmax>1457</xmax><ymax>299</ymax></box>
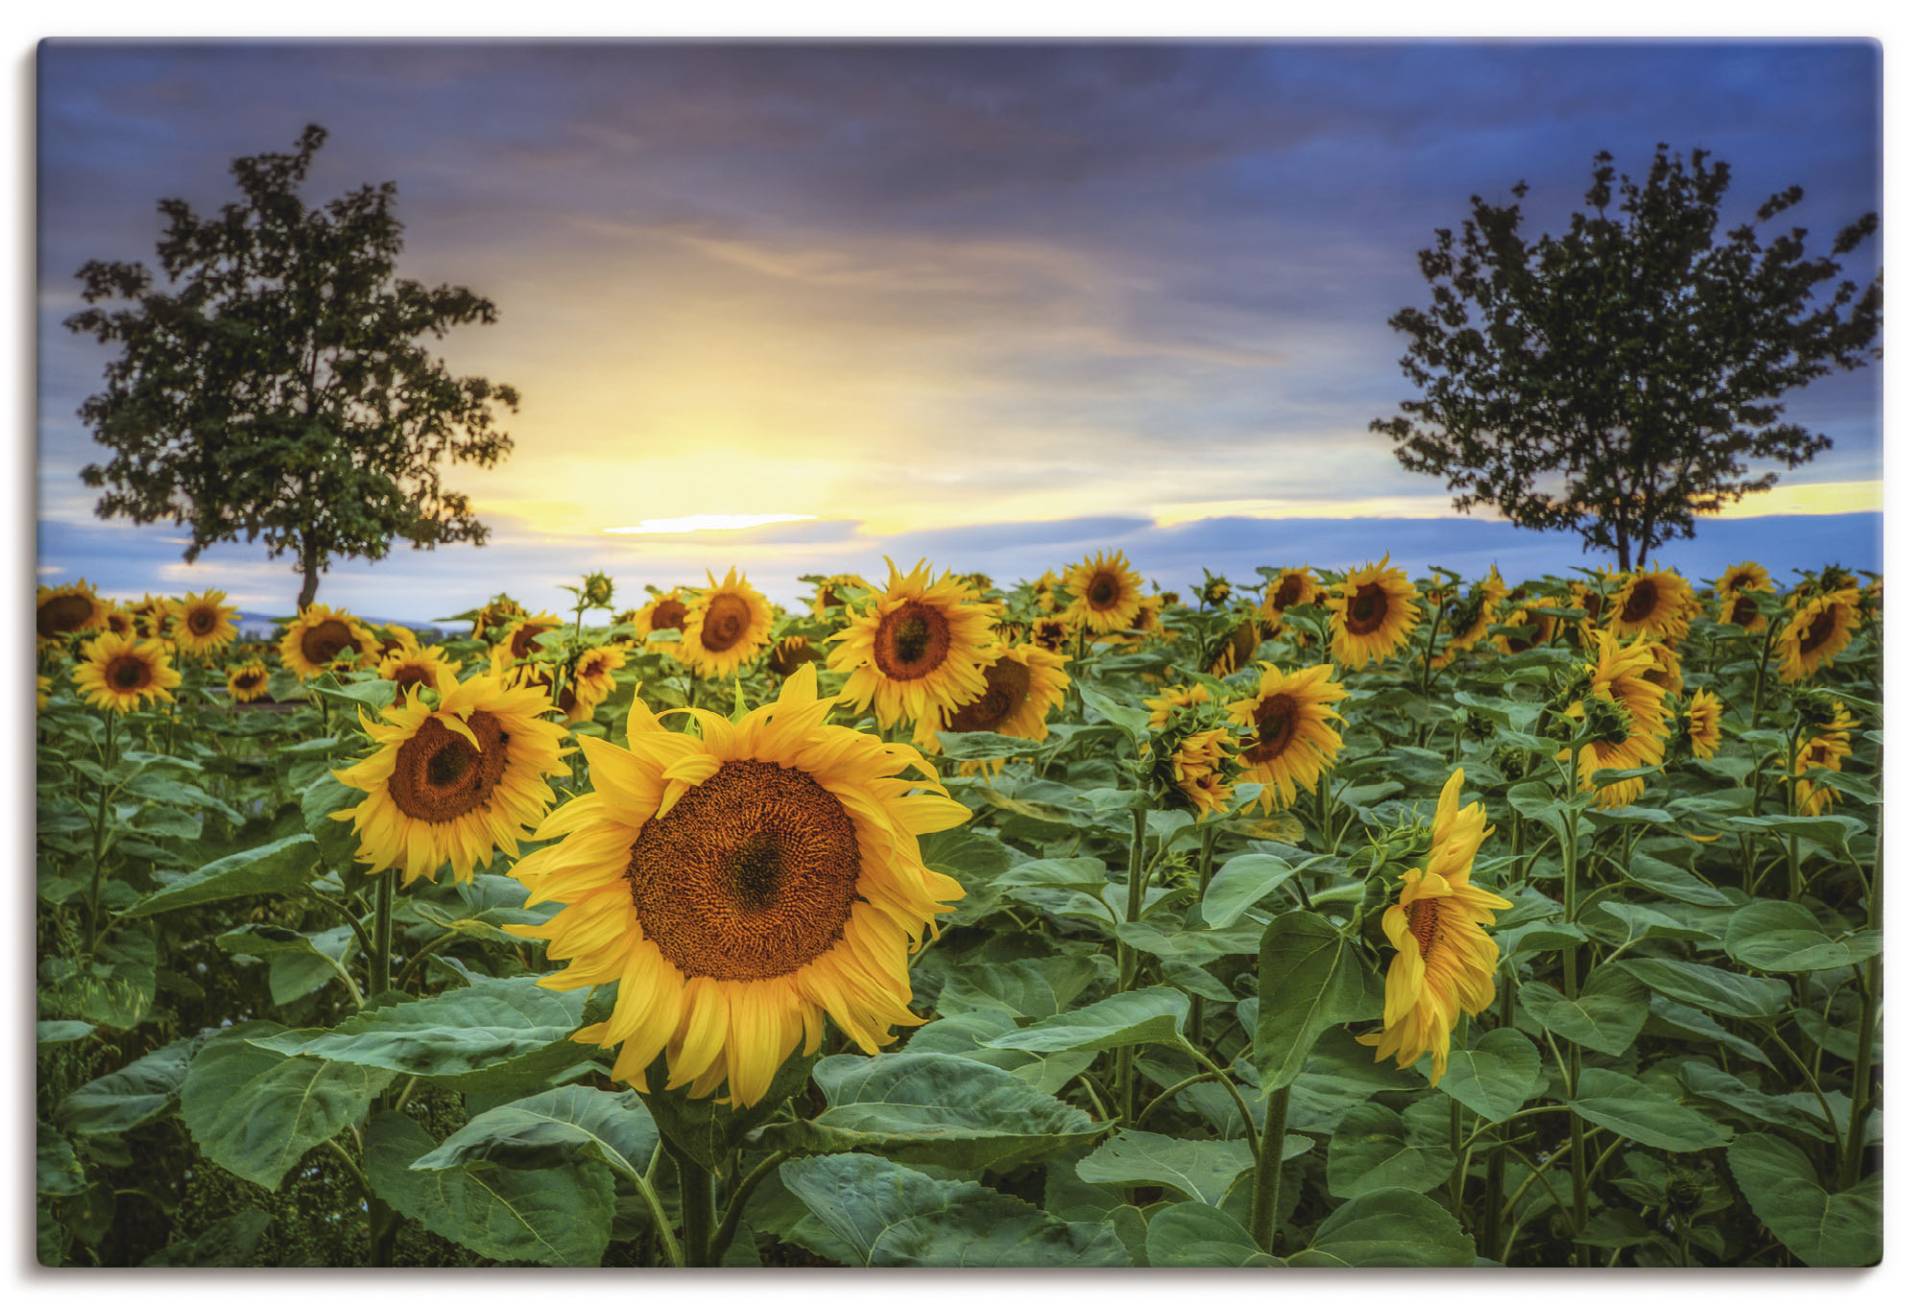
<box><xmin>66</xmin><ymin>124</ymin><xmax>519</xmax><ymax>610</ymax></box>
<box><xmin>1371</xmin><ymin>145</ymin><xmax>1882</xmax><ymax>570</ymax></box>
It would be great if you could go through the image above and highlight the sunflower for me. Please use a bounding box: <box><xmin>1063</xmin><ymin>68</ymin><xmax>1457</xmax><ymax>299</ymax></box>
<box><xmin>677</xmin><ymin>570</ymin><xmax>775</xmax><ymax>679</ymax></box>
<box><xmin>1356</xmin><ymin>768</ymin><xmax>1512</xmax><ymax>1084</ymax></box>
<box><xmin>559</xmin><ymin>645</ymin><xmax>628</xmax><ymax>723</ymax></box>
<box><xmin>631</xmin><ymin>589</ymin><xmax>692</xmax><ymax>643</ymax></box>
<box><xmin>500</xmin><ymin>612</ymin><xmax>564</xmax><ymax>662</ymax></box>
<box><xmin>1776</xmin><ymin>589</ymin><xmax>1859</xmax><ymax>683</ymax></box>
<box><xmin>1122</xmin><ymin>593</ymin><xmax>1168</xmax><ymax>642</ymax></box>
<box><xmin>1492</xmin><ymin>596</ymin><xmax>1563</xmax><ymax>654</ymax></box>
<box><xmin>226</xmin><ymin>659</ymin><xmax>272</xmax><ymax>704</ymax></box>
<box><xmin>1226</xmin><ymin>662</ymin><xmax>1346</xmax><ymax>812</ymax></box>
<box><xmin>171</xmin><ymin>589</ymin><xmax>239</xmax><ymax>657</ymax></box>
<box><xmin>1686</xmin><ymin>689</ymin><xmax>1723</xmax><ymax>761</ymax></box>
<box><xmin>378</xmin><ymin>645</ymin><xmax>457</xmax><ymax>699</ymax></box>
<box><xmin>278</xmin><ymin>604</ymin><xmax>378</xmax><ymax>680</ymax></box>
<box><xmin>1145</xmin><ymin>683</ymin><xmax>1210</xmax><ymax>730</ymax></box>
<box><xmin>810</xmin><ymin>574</ymin><xmax>870</xmax><ymax>620</ymax></box>
<box><xmin>103</xmin><ymin>607</ymin><xmax>136</xmax><ymax>638</ymax></box>
<box><xmin>505</xmin><ymin>665</ymin><xmax>967</xmax><ymax>1108</ymax></box>
<box><xmin>130</xmin><ymin>595</ymin><xmax>179</xmax><ymax>638</ymax></box>
<box><xmin>1444</xmin><ymin>566</ymin><xmax>1509</xmax><ymax>654</ymax></box>
<box><xmin>1644</xmin><ymin>640</ymin><xmax>1685</xmax><ymax>697</ymax></box>
<box><xmin>1330</xmin><ymin>556</ymin><xmax>1421</xmax><ymax>669</ymax></box>
<box><xmin>1169</xmin><ymin>727</ymin><xmax>1237</xmax><ymax>820</ymax></box>
<box><xmin>1714</xmin><ymin>562</ymin><xmax>1773</xmax><ymax>632</ymax></box>
<box><xmin>36</xmin><ymin>581</ymin><xmax>111</xmax><ymax>642</ymax></box>
<box><xmin>1609</xmin><ymin>567</ymin><xmax>1695</xmax><ymax>641</ymax></box>
<box><xmin>1567</xmin><ymin>580</ymin><xmax>1607</xmax><ymax>627</ymax></box>
<box><xmin>1200</xmin><ymin>574</ymin><xmax>1234</xmax><ymax>607</ymax></box>
<box><xmin>1790</xmin><ymin>706</ymin><xmax>1857</xmax><ymax>815</ymax></box>
<box><xmin>828</xmin><ymin>559</ymin><xmax>995</xmax><ymax>731</ymax></box>
<box><xmin>71</xmin><ymin>633</ymin><xmax>182</xmax><ymax>714</ymax></box>
<box><xmin>371</xmin><ymin>622</ymin><xmax>420</xmax><ymax>661</ymax></box>
<box><xmin>470</xmin><ymin>594</ymin><xmax>527</xmax><ymax>640</ymax></box>
<box><xmin>1208</xmin><ymin>620</ymin><xmax>1263</xmax><ymax>676</ymax></box>
<box><xmin>1062</xmin><ymin>550</ymin><xmax>1145</xmax><ymax>635</ymax></box>
<box><xmin>937</xmin><ymin>643</ymin><xmax>1070</xmax><ymax>746</ymax></box>
<box><xmin>36</xmin><ymin>674</ymin><xmax>52</xmax><ymax>711</ymax></box>
<box><xmin>1029</xmin><ymin>616</ymin><xmax>1073</xmax><ymax>654</ymax></box>
<box><xmin>1568</xmin><ymin>633</ymin><xmax>1672</xmax><ymax>808</ymax></box>
<box><xmin>1258</xmin><ymin>568</ymin><xmax>1321</xmax><ymax>634</ymax></box>
<box><xmin>331</xmin><ymin>673</ymin><xmax>571</xmax><ymax>886</ymax></box>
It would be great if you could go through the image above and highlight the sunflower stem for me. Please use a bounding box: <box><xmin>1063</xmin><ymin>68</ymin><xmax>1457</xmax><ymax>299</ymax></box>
<box><xmin>84</xmin><ymin>712</ymin><xmax>117</xmax><ymax>952</ymax></box>
<box><xmin>1559</xmin><ymin>784</ymin><xmax>1590</xmax><ymax>1264</ymax></box>
<box><xmin>1114</xmin><ymin>800</ymin><xmax>1149</xmax><ymax>1125</ymax></box>
<box><xmin>674</xmin><ymin>1146</ymin><xmax>716</xmax><ymax>1267</ymax></box>
<box><xmin>1246</xmin><ymin>1086</ymin><xmax>1291</xmax><ymax>1254</ymax></box>
<box><xmin>1841</xmin><ymin>829</ymin><xmax>1881</xmax><ymax>1188</ymax></box>
<box><xmin>1186</xmin><ymin>823</ymin><xmax>1219</xmax><ymax>1040</ymax></box>
<box><xmin>364</xmin><ymin>869</ymin><xmax>400</xmax><ymax>1266</ymax></box>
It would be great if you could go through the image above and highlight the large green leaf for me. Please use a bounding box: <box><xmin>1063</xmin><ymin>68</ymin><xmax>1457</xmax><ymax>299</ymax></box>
<box><xmin>1618</xmin><ymin>957</ymin><xmax>1790</xmax><ymax>1019</ymax></box>
<box><xmin>122</xmin><ymin>833</ymin><xmax>317</xmax><ymax>918</ymax></box>
<box><xmin>1569</xmin><ymin>1068</ymin><xmax>1731</xmax><ymax>1152</ymax></box>
<box><xmin>1723</xmin><ymin>901</ymin><xmax>1881</xmax><ymax>973</ymax></box>
<box><xmin>1076</xmin><ymin>1129</ymin><xmax>1260</xmax><ymax>1206</ymax></box>
<box><xmin>983</xmin><ymin>987</ymin><xmax>1189</xmax><ymax>1055</ymax></box>
<box><xmin>640</xmin><ymin>1051</ymin><xmax>813</xmax><ymax>1172</ymax></box>
<box><xmin>1435</xmin><ymin>1027</ymin><xmax>1541</xmax><ymax>1123</ymax></box>
<box><xmin>935</xmin><ymin>954</ymin><xmax>1110</xmax><ymax>1021</ymax></box>
<box><xmin>777</xmin><ymin>1152</ymin><xmax>1129</xmax><ymax>1267</ymax></box>
<box><xmin>757</xmin><ymin>1053</ymin><xmax>1105</xmax><ymax>1171</ymax></box>
<box><xmin>251</xmin><ymin>976</ymin><xmax>588</xmax><ymax>1085</ymax></box>
<box><xmin>44</xmin><ymin>926</ymin><xmax>157</xmax><ymax>1030</ymax></box>
<box><xmin>179</xmin><ymin>1023</ymin><xmax>392</xmax><ymax>1189</ymax></box>
<box><xmin>364</xmin><ymin>1111</ymin><xmax>612</xmax><ymax>1266</ymax></box>
<box><xmin>56</xmin><ymin>1038</ymin><xmax>195</xmax><ymax>1135</ymax></box>
<box><xmin>216</xmin><ymin>923</ymin><xmax>356</xmax><ymax>1006</ymax></box>
<box><xmin>1253</xmin><ymin>910</ymin><xmax>1371</xmax><ymax>1092</ymax></box>
<box><xmin>1726</xmin><ymin>1133</ymin><xmax>1881</xmax><ymax>1266</ymax></box>
<box><xmin>1327</xmin><ymin>1098</ymin><xmax>1454</xmax><ymax>1198</ymax></box>
<box><xmin>37</xmin><ymin>1123</ymin><xmax>86</xmax><ymax>1197</ymax></box>
<box><xmin>1518</xmin><ymin>967</ymin><xmax>1647</xmax><ymax>1056</ymax></box>
<box><xmin>1201</xmin><ymin>852</ymin><xmax>1317</xmax><ymax>929</ymax></box>
<box><xmin>141</xmin><ymin>1209</ymin><xmax>272</xmax><ymax>1267</ymax></box>
<box><xmin>1287</xmin><ymin>1187</ymin><xmax>1475</xmax><ymax>1266</ymax></box>
<box><xmin>1143</xmin><ymin>1202</ymin><xmax>1281</xmax><ymax>1267</ymax></box>
<box><xmin>413</xmin><ymin>1085</ymin><xmax>659</xmax><ymax>1184</ymax></box>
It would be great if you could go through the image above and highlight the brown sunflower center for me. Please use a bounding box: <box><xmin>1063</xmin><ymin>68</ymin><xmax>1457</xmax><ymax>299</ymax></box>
<box><xmin>1405</xmin><ymin>897</ymin><xmax>1441</xmax><ymax>958</ymax></box>
<box><xmin>1621</xmin><ymin>580</ymin><xmax>1659</xmax><ymax>624</ymax></box>
<box><xmin>650</xmin><ymin>599</ymin><xmax>688</xmax><ymax>632</ymax></box>
<box><xmin>38</xmin><ymin>594</ymin><xmax>94</xmax><ymax>638</ymax></box>
<box><xmin>1730</xmin><ymin>594</ymin><xmax>1757</xmax><ymax>627</ymax></box>
<box><xmin>1272</xmin><ymin>575</ymin><xmax>1304</xmax><ymax>610</ymax></box>
<box><xmin>234</xmin><ymin>670</ymin><xmax>264</xmax><ymax>692</ymax></box>
<box><xmin>699</xmin><ymin>594</ymin><xmax>752</xmax><ymax>652</ymax></box>
<box><xmin>187</xmin><ymin>607</ymin><xmax>217</xmax><ymax>635</ymax></box>
<box><xmin>1800</xmin><ymin>606</ymin><xmax>1838</xmax><ymax>654</ymax></box>
<box><xmin>948</xmin><ymin>657</ymin><xmax>1032</xmax><ymax>732</ymax></box>
<box><xmin>625</xmin><ymin>760</ymin><xmax>861</xmax><ymax>981</ymax></box>
<box><xmin>300</xmin><ymin>619</ymin><xmax>357</xmax><ymax>666</ymax></box>
<box><xmin>1244</xmin><ymin>691</ymin><xmax>1301</xmax><ymax>764</ymax></box>
<box><xmin>106</xmin><ymin>655</ymin><xmax>152</xmax><ymax>692</ymax></box>
<box><xmin>510</xmin><ymin>622</ymin><xmax>558</xmax><ymax>659</ymax></box>
<box><xmin>387</xmin><ymin>711</ymin><xmax>511</xmax><ymax>823</ymax></box>
<box><xmin>390</xmin><ymin>663</ymin><xmax>435</xmax><ymax>694</ymax></box>
<box><xmin>1086</xmin><ymin>571</ymin><xmax>1121</xmax><ymax>610</ymax></box>
<box><xmin>873</xmin><ymin>602</ymin><xmax>952</xmax><ymax>680</ymax></box>
<box><xmin>1345</xmin><ymin>584</ymin><xmax>1390</xmax><ymax>636</ymax></box>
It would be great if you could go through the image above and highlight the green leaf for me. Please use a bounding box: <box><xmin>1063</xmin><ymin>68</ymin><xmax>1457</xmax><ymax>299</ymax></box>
<box><xmin>1327</xmin><ymin>1099</ymin><xmax>1454</xmax><ymax>1198</ymax></box>
<box><xmin>1201</xmin><ymin>852</ymin><xmax>1317</xmax><ymax>928</ymax></box>
<box><xmin>935</xmin><ymin>954</ymin><xmax>1110</xmax><ymax>1021</ymax></box>
<box><xmin>217</xmin><ymin>923</ymin><xmax>356</xmax><ymax>1006</ymax></box>
<box><xmin>1287</xmin><ymin>1187</ymin><xmax>1475</xmax><ymax>1266</ymax></box>
<box><xmin>57</xmin><ymin>1038</ymin><xmax>195</xmax><ymax>1135</ymax></box>
<box><xmin>1726</xmin><ymin>1133</ymin><xmax>1881</xmax><ymax>1266</ymax></box>
<box><xmin>141</xmin><ymin>1209</ymin><xmax>271</xmax><ymax>1267</ymax></box>
<box><xmin>252</xmin><ymin>976</ymin><xmax>588</xmax><ymax>1086</ymax></box>
<box><xmin>1723</xmin><ymin>901</ymin><xmax>1881</xmax><ymax>973</ymax></box>
<box><xmin>1618</xmin><ymin>957</ymin><xmax>1791</xmax><ymax>1019</ymax></box>
<box><xmin>1518</xmin><ymin>968</ymin><xmax>1647</xmax><ymax>1056</ymax></box>
<box><xmin>1435</xmin><ymin>1027</ymin><xmax>1541</xmax><ymax>1123</ymax></box>
<box><xmin>365</xmin><ymin>1110</ymin><xmax>613</xmax><ymax>1266</ymax></box>
<box><xmin>122</xmin><ymin>833</ymin><xmax>317</xmax><ymax>918</ymax></box>
<box><xmin>1253</xmin><ymin>910</ymin><xmax>1371</xmax><ymax>1092</ymax></box>
<box><xmin>984</xmin><ymin>987</ymin><xmax>1189</xmax><ymax>1055</ymax></box>
<box><xmin>1618</xmin><ymin>854</ymin><xmax>1731</xmax><ymax>907</ymax></box>
<box><xmin>1721</xmin><ymin>813</ymin><xmax>1864</xmax><ymax>854</ymax></box>
<box><xmin>758</xmin><ymin>1053</ymin><xmax>1106</xmax><ymax>1171</ymax></box>
<box><xmin>37</xmin><ymin>1020</ymin><xmax>93</xmax><ymax>1045</ymax></box>
<box><xmin>1077</xmin><ymin>685</ymin><xmax>1150</xmax><ymax>740</ymax></box>
<box><xmin>180</xmin><ymin>1023</ymin><xmax>393</xmax><ymax>1189</ymax></box>
<box><xmin>640</xmin><ymin>1051</ymin><xmax>813</xmax><ymax>1172</ymax></box>
<box><xmin>935</xmin><ymin>730</ymin><xmax>1044</xmax><ymax>760</ymax></box>
<box><xmin>412</xmin><ymin>1085</ymin><xmax>659</xmax><ymax>1184</ymax></box>
<box><xmin>778</xmin><ymin>1152</ymin><xmax>1129</xmax><ymax>1267</ymax></box>
<box><xmin>37</xmin><ymin>1122</ymin><xmax>87</xmax><ymax>1197</ymax></box>
<box><xmin>45</xmin><ymin>927</ymin><xmax>157</xmax><ymax>1030</ymax></box>
<box><xmin>1076</xmin><ymin>1129</ymin><xmax>1258</xmax><ymax>1206</ymax></box>
<box><xmin>1570</xmin><ymin>1067</ymin><xmax>1732</xmax><ymax>1152</ymax></box>
<box><xmin>1143</xmin><ymin>1202</ymin><xmax>1281</xmax><ymax>1267</ymax></box>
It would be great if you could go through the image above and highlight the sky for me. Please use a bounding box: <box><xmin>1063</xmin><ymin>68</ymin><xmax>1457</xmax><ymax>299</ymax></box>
<box><xmin>35</xmin><ymin>40</ymin><xmax>1884</xmax><ymax>619</ymax></box>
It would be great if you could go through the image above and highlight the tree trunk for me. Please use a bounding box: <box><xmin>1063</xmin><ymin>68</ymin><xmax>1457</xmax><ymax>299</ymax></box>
<box><xmin>296</xmin><ymin>539</ymin><xmax>321</xmax><ymax>611</ymax></box>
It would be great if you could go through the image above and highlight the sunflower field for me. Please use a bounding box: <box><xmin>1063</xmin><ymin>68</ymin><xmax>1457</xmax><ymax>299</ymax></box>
<box><xmin>33</xmin><ymin>553</ymin><xmax>1882</xmax><ymax>1269</ymax></box>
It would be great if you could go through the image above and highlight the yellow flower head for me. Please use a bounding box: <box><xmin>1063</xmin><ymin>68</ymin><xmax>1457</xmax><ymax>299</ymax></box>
<box><xmin>1259</xmin><ymin>567</ymin><xmax>1322</xmax><ymax>637</ymax></box>
<box><xmin>812</xmin><ymin>574</ymin><xmax>872</xmax><ymax>620</ymax></box>
<box><xmin>1570</xmin><ymin>633</ymin><xmax>1673</xmax><ymax>808</ymax></box>
<box><xmin>1170</xmin><ymin>726</ymin><xmax>1237</xmax><ymax>820</ymax></box>
<box><xmin>1686</xmin><ymin>689</ymin><xmax>1724</xmax><ymax>761</ymax></box>
<box><xmin>1492</xmin><ymin>595</ymin><xmax>1564</xmax><ymax>654</ymax></box>
<box><xmin>1716</xmin><ymin>562</ymin><xmax>1774</xmax><ymax>630</ymax></box>
<box><xmin>677</xmin><ymin>570</ymin><xmax>774</xmax><ymax>679</ymax></box>
<box><xmin>1330</xmin><ymin>556</ymin><xmax>1420</xmax><ymax>669</ymax></box>
<box><xmin>225</xmin><ymin>659</ymin><xmax>273</xmax><ymax>704</ymax></box>
<box><xmin>558</xmin><ymin>644</ymin><xmax>629</xmax><ymax>723</ymax></box>
<box><xmin>1226</xmin><ymin>662</ymin><xmax>1346</xmax><ymax>812</ymax></box>
<box><xmin>1609</xmin><ymin>567</ymin><xmax>1696</xmax><ymax>641</ymax></box>
<box><xmin>1776</xmin><ymin>589</ymin><xmax>1859</xmax><ymax>683</ymax></box>
<box><xmin>278</xmin><ymin>604</ymin><xmax>378</xmax><ymax>680</ymax></box>
<box><xmin>378</xmin><ymin>645</ymin><xmax>457</xmax><ymax>700</ymax></box>
<box><xmin>1062</xmin><ymin>550</ymin><xmax>1146</xmax><ymax>635</ymax></box>
<box><xmin>500</xmin><ymin>612</ymin><xmax>565</xmax><ymax>662</ymax></box>
<box><xmin>506</xmin><ymin>665</ymin><xmax>968</xmax><ymax>1108</ymax></box>
<box><xmin>37</xmin><ymin>581</ymin><xmax>111</xmax><ymax>643</ymax></box>
<box><xmin>171</xmin><ymin>589</ymin><xmax>239</xmax><ymax>657</ymax></box>
<box><xmin>1145</xmin><ymin>683</ymin><xmax>1210</xmax><ymax>730</ymax></box>
<box><xmin>72</xmin><ymin>632</ymin><xmax>182</xmax><ymax>714</ymax></box>
<box><xmin>1789</xmin><ymin>705</ymin><xmax>1857</xmax><ymax>815</ymax></box>
<box><xmin>933</xmin><ymin>642</ymin><xmax>1070</xmax><ymax>749</ymax></box>
<box><xmin>828</xmin><ymin>559</ymin><xmax>997</xmax><ymax>732</ymax></box>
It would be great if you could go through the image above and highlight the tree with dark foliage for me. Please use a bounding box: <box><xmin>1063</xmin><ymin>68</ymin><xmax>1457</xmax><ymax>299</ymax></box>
<box><xmin>66</xmin><ymin>125</ymin><xmax>519</xmax><ymax>610</ymax></box>
<box><xmin>1372</xmin><ymin>145</ymin><xmax>1881</xmax><ymax>570</ymax></box>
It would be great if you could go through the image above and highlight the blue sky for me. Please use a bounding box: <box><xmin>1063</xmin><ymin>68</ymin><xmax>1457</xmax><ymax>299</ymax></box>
<box><xmin>36</xmin><ymin>40</ymin><xmax>1883</xmax><ymax>616</ymax></box>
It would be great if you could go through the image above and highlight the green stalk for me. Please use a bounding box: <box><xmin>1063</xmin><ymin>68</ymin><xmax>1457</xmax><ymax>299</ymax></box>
<box><xmin>1480</xmin><ymin>981</ymin><xmax>1515</xmax><ymax>1254</ymax></box>
<box><xmin>366</xmin><ymin>871</ymin><xmax>399</xmax><ymax>1265</ymax></box>
<box><xmin>675</xmin><ymin>1146</ymin><xmax>716</xmax><ymax>1267</ymax></box>
<box><xmin>1841</xmin><ymin>831</ymin><xmax>1882</xmax><ymax>1188</ymax></box>
<box><xmin>1246</xmin><ymin>1087</ymin><xmax>1292</xmax><ymax>1253</ymax></box>
<box><xmin>1115</xmin><ymin>801</ymin><xmax>1149</xmax><ymax>1125</ymax></box>
<box><xmin>1560</xmin><ymin>772</ymin><xmax>1590</xmax><ymax>1264</ymax></box>
<box><xmin>1186</xmin><ymin>822</ymin><xmax>1220</xmax><ymax>1041</ymax></box>
<box><xmin>84</xmin><ymin>712</ymin><xmax>117</xmax><ymax>952</ymax></box>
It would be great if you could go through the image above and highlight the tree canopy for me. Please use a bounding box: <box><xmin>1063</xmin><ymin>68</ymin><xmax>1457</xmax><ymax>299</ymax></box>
<box><xmin>66</xmin><ymin>124</ymin><xmax>519</xmax><ymax>609</ymax></box>
<box><xmin>1371</xmin><ymin>144</ymin><xmax>1882</xmax><ymax>569</ymax></box>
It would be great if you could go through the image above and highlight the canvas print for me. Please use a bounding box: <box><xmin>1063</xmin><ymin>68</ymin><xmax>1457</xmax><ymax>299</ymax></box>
<box><xmin>34</xmin><ymin>40</ymin><xmax>1882</xmax><ymax>1269</ymax></box>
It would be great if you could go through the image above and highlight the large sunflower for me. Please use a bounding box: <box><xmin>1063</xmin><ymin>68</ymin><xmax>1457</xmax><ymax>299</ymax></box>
<box><xmin>1226</xmin><ymin>661</ymin><xmax>1347</xmax><ymax>812</ymax></box>
<box><xmin>37</xmin><ymin>581</ymin><xmax>111</xmax><ymax>642</ymax></box>
<box><xmin>279</xmin><ymin>604</ymin><xmax>378</xmax><ymax>680</ymax></box>
<box><xmin>226</xmin><ymin>659</ymin><xmax>272</xmax><ymax>704</ymax></box>
<box><xmin>1686</xmin><ymin>689</ymin><xmax>1723</xmax><ymax>761</ymax></box>
<box><xmin>1258</xmin><ymin>567</ymin><xmax>1322</xmax><ymax>635</ymax></box>
<box><xmin>677</xmin><ymin>570</ymin><xmax>774</xmax><ymax>679</ymax></box>
<box><xmin>828</xmin><ymin>559</ymin><xmax>996</xmax><ymax>731</ymax></box>
<box><xmin>1609</xmin><ymin>567</ymin><xmax>1695</xmax><ymax>641</ymax></box>
<box><xmin>505</xmin><ymin>665</ymin><xmax>968</xmax><ymax>1107</ymax></box>
<box><xmin>1714</xmin><ymin>561</ymin><xmax>1773</xmax><ymax>631</ymax></box>
<box><xmin>1790</xmin><ymin>706</ymin><xmax>1857</xmax><ymax>816</ymax></box>
<box><xmin>629</xmin><ymin>589</ymin><xmax>691</xmax><ymax>643</ymax></box>
<box><xmin>559</xmin><ymin>644</ymin><xmax>629</xmax><ymax>723</ymax></box>
<box><xmin>171</xmin><ymin>589</ymin><xmax>239</xmax><ymax>657</ymax></box>
<box><xmin>1062</xmin><ymin>550</ymin><xmax>1145</xmax><ymax>635</ymax></box>
<box><xmin>1569</xmin><ymin>633</ymin><xmax>1672</xmax><ymax>808</ymax></box>
<box><xmin>936</xmin><ymin>643</ymin><xmax>1070</xmax><ymax>746</ymax></box>
<box><xmin>1330</xmin><ymin>556</ymin><xmax>1420</xmax><ymax>669</ymax></box>
<box><xmin>1357</xmin><ymin>768</ymin><xmax>1512</xmax><ymax>1084</ymax></box>
<box><xmin>332</xmin><ymin>673</ymin><xmax>571</xmax><ymax>886</ymax></box>
<box><xmin>1776</xmin><ymin>589</ymin><xmax>1859</xmax><ymax>683</ymax></box>
<box><xmin>72</xmin><ymin>633</ymin><xmax>182</xmax><ymax>714</ymax></box>
<box><xmin>1492</xmin><ymin>596</ymin><xmax>1563</xmax><ymax>654</ymax></box>
<box><xmin>378</xmin><ymin>645</ymin><xmax>457</xmax><ymax>699</ymax></box>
